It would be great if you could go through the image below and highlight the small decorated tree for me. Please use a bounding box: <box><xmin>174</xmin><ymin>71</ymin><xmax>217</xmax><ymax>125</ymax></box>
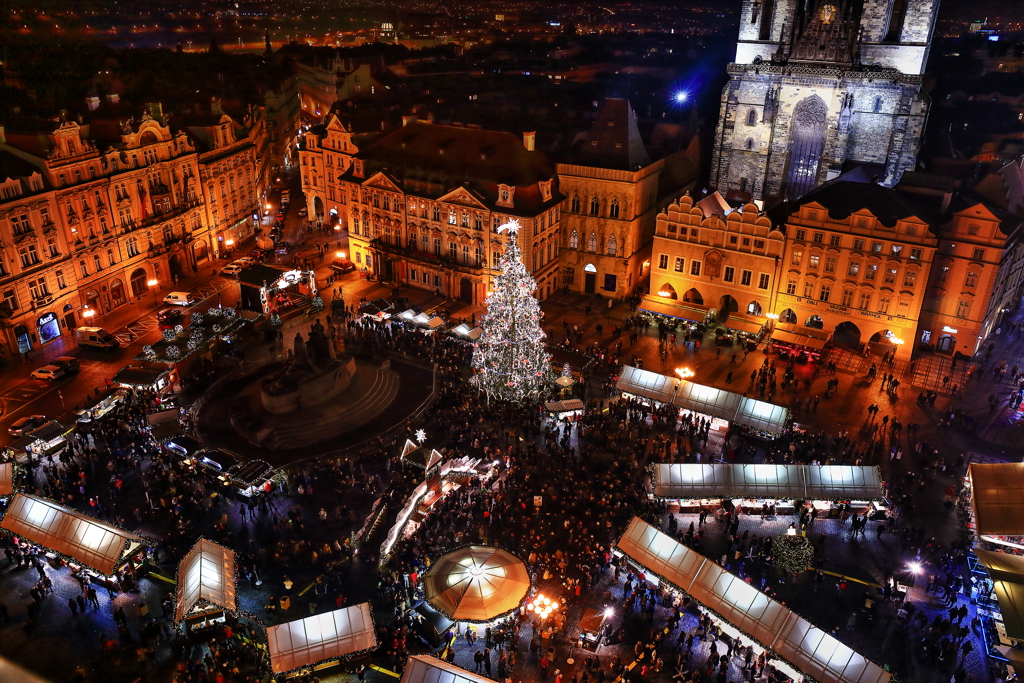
<box><xmin>773</xmin><ymin>532</ymin><xmax>815</xmax><ymax>576</ymax></box>
<box><xmin>471</xmin><ymin>220</ymin><xmax>551</xmax><ymax>403</ymax></box>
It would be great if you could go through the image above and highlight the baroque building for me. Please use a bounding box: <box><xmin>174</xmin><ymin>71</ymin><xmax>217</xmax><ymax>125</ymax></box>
<box><xmin>299</xmin><ymin>115</ymin><xmax>562</xmax><ymax>305</ymax></box>
<box><xmin>710</xmin><ymin>0</ymin><xmax>940</xmax><ymax>200</ymax></box>
<box><xmin>557</xmin><ymin>99</ymin><xmax>700</xmax><ymax>299</ymax></box>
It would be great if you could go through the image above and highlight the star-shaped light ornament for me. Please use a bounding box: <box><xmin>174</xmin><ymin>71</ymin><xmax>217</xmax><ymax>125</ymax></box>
<box><xmin>415</xmin><ymin>429</ymin><xmax>427</xmax><ymax>443</ymax></box>
<box><xmin>496</xmin><ymin>219</ymin><xmax>521</xmax><ymax>236</ymax></box>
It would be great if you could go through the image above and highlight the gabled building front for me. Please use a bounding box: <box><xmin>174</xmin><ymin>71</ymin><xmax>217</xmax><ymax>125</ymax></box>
<box><xmin>300</xmin><ymin>116</ymin><xmax>562</xmax><ymax>306</ymax></box>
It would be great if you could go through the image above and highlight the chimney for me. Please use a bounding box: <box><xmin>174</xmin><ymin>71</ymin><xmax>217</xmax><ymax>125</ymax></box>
<box><xmin>523</xmin><ymin>131</ymin><xmax>536</xmax><ymax>151</ymax></box>
<box><xmin>211</xmin><ymin>97</ymin><xmax>223</xmax><ymax>116</ymax></box>
<box><xmin>106</xmin><ymin>93</ymin><xmax>120</xmax><ymax>105</ymax></box>
<box><xmin>86</xmin><ymin>94</ymin><xmax>100</xmax><ymax>111</ymax></box>
<box><xmin>402</xmin><ymin>115</ymin><xmax>416</xmax><ymax>126</ymax></box>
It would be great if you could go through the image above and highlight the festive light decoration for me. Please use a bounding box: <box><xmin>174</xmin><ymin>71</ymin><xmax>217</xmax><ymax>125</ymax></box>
<box><xmin>166</xmin><ymin>345</ymin><xmax>181</xmax><ymax>360</ymax></box>
<box><xmin>415</xmin><ymin>429</ymin><xmax>427</xmax><ymax>443</ymax></box>
<box><xmin>311</xmin><ymin>295</ymin><xmax>324</xmax><ymax>311</ymax></box>
<box><xmin>773</xmin><ymin>532</ymin><xmax>814</xmax><ymax>576</ymax></box>
<box><xmin>561</xmin><ymin>362</ymin><xmax>571</xmax><ymax>378</ymax></box>
<box><xmin>142</xmin><ymin>345</ymin><xmax>156</xmax><ymax>359</ymax></box>
<box><xmin>223</xmin><ymin>307</ymin><xmax>237</xmax><ymax>319</ymax></box>
<box><xmin>174</xmin><ymin>325</ymin><xmax>184</xmax><ymax>334</ymax></box>
<box><xmin>525</xmin><ymin>593</ymin><xmax>558</xmax><ymax>620</ymax></box>
<box><xmin>269</xmin><ymin>313</ymin><xmax>283</xmax><ymax>328</ymax></box>
<box><xmin>470</xmin><ymin>220</ymin><xmax>551</xmax><ymax>403</ymax></box>
<box><xmin>162</xmin><ymin>329</ymin><xmax>177</xmax><ymax>342</ymax></box>
<box><xmin>207</xmin><ymin>307</ymin><xmax>222</xmax><ymax>317</ymax></box>
<box><xmin>191</xmin><ymin>312</ymin><xmax>204</xmax><ymax>326</ymax></box>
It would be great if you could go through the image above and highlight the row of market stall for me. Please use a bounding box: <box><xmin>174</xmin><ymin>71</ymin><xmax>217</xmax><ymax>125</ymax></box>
<box><xmin>616</xmin><ymin>365</ymin><xmax>791</xmax><ymax>440</ymax></box>
<box><xmin>357</xmin><ymin>299</ymin><xmax>483</xmax><ymax>341</ymax></box>
<box><xmin>615</xmin><ymin>516</ymin><xmax>891</xmax><ymax>683</ymax></box>
<box><xmin>638</xmin><ymin>296</ymin><xmax>768</xmax><ymax>348</ymax></box>
<box><xmin>652</xmin><ymin>463</ymin><xmax>887</xmax><ymax>517</ymax></box>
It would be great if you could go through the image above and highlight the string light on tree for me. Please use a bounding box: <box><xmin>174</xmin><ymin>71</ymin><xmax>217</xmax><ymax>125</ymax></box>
<box><xmin>773</xmin><ymin>532</ymin><xmax>814</xmax><ymax>576</ymax></box>
<box><xmin>471</xmin><ymin>220</ymin><xmax>551</xmax><ymax>403</ymax></box>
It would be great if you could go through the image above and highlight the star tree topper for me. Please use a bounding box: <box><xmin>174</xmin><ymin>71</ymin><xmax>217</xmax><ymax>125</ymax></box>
<box><xmin>415</xmin><ymin>429</ymin><xmax>427</xmax><ymax>443</ymax></box>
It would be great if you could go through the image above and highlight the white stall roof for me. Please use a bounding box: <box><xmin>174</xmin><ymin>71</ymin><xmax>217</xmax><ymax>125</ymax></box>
<box><xmin>616</xmin><ymin>365</ymin><xmax>677</xmax><ymax>404</ymax></box>
<box><xmin>0</xmin><ymin>462</ymin><xmax>12</xmax><ymax>496</ymax></box>
<box><xmin>425</xmin><ymin>317</ymin><xmax>444</xmax><ymax>330</ymax></box>
<box><xmin>402</xmin><ymin>655</ymin><xmax>494</xmax><ymax>683</ymax></box>
<box><xmin>654</xmin><ymin>464</ymin><xmax>884</xmax><ymax>501</ymax></box>
<box><xmin>734</xmin><ymin>397</ymin><xmax>790</xmax><ymax>434</ymax></box>
<box><xmin>0</xmin><ymin>494</ymin><xmax>143</xmax><ymax>575</ymax></box>
<box><xmin>674</xmin><ymin>381</ymin><xmax>741</xmax><ymax>420</ymax></box>
<box><xmin>975</xmin><ymin>549</ymin><xmax>1024</xmax><ymax>641</ymax></box>
<box><xmin>266</xmin><ymin>602</ymin><xmax>377</xmax><ymax>674</ymax></box>
<box><xmin>398</xmin><ymin>309</ymin><xmax>418</xmax><ymax>321</ymax></box>
<box><xmin>175</xmin><ymin>538</ymin><xmax>237</xmax><ymax>622</ymax></box>
<box><xmin>413</xmin><ymin>312</ymin><xmax>432</xmax><ymax>325</ymax></box>
<box><xmin>616</xmin><ymin>518</ymin><xmax>890</xmax><ymax>683</ymax></box>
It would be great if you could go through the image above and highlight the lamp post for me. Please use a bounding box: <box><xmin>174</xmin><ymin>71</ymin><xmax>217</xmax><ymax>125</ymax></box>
<box><xmin>83</xmin><ymin>306</ymin><xmax>96</xmax><ymax>321</ymax></box>
<box><xmin>766</xmin><ymin>312</ymin><xmax>780</xmax><ymax>335</ymax></box>
<box><xmin>148</xmin><ymin>278</ymin><xmax>159</xmax><ymax>306</ymax></box>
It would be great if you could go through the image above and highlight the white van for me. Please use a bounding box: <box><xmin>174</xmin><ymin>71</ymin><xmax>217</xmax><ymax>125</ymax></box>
<box><xmin>75</xmin><ymin>326</ymin><xmax>120</xmax><ymax>349</ymax></box>
<box><xmin>163</xmin><ymin>291</ymin><xmax>196</xmax><ymax>307</ymax></box>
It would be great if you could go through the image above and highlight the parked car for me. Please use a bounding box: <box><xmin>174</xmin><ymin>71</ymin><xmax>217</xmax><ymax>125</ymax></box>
<box><xmin>30</xmin><ymin>365</ymin><xmax>66</xmax><ymax>381</ymax></box>
<box><xmin>298</xmin><ymin>207</ymin><xmax>307</xmax><ymax>217</ymax></box>
<box><xmin>247</xmin><ymin>249</ymin><xmax>266</xmax><ymax>261</ymax></box>
<box><xmin>276</xmin><ymin>212</ymin><xmax>284</xmax><ymax>221</ymax></box>
<box><xmin>275</xmin><ymin>242</ymin><xmax>292</xmax><ymax>254</ymax></box>
<box><xmin>235</xmin><ymin>257</ymin><xmax>257</xmax><ymax>267</ymax></box>
<box><xmin>156</xmin><ymin>308</ymin><xmax>183</xmax><ymax>324</ymax></box>
<box><xmin>75</xmin><ymin>326</ymin><xmax>120</xmax><ymax>349</ymax></box>
<box><xmin>331</xmin><ymin>258</ymin><xmax>356</xmax><ymax>273</ymax></box>
<box><xmin>9</xmin><ymin>415</ymin><xmax>46</xmax><ymax>435</ymax></box>
<box><xmin>51</xmin><ymin>356</ymin><xmax>80</xmax><ymax>374</ymax></box>
<box><xmin>220</xmin><ymin>263</ymin><xmax>245</xmax><ymax>277</ymax></box>
<box><xmin>163</xmin><ymin>292</ymin><xmax>196</xmax><ymax>306</ymax></box>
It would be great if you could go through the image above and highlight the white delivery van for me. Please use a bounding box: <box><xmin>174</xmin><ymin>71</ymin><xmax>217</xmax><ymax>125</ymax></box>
<box><xmin>75</xmin><ymin>327</ymin><xmax>120</xmax><ymax>349</ymax></box>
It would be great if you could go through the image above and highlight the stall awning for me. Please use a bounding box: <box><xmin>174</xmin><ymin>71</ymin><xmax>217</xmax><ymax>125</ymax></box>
<box><xmin>616</xmin><ymin>518</ymin><xmax>890</xmax><ymax>683</ymax></box>
<box><xmin>398</xmin><ymin>309</ymin><xmax>418</xmax><ymax>321</ymax></box>
<box><xmin>266</xmin><ymin>602</ymin><xmax>377</xmax><ymax>674</ymax></box>
<box><xmin>969</xmin><ymin>464</ymin><xmax>1024</xmax><ymax>537</ymax></box>
<box><xmin>638</xmin><ymin>296</ymin><xmax>707</xmax><ymax>324</ymax></box>
<box><xmin>25</xmin><ymin>421</ymin><xmax>68</xmax><ymax>443</ymax></box>
<box><xmin>450</xmin><ymin>324</ymin><xmax>482</xmax><ymax>340</ymax></box>
<box><xmin>772</xmin><ymin>329</ymin><xmax>827</xmax><ymax>351</ymax></box>
<box><xmin>722</xmin><ymin>315</ymin><xmax>764</xmax><ymax>335</ymax></box>
<box><xmin>653</xmin><ymin>464</ymin><xmax>884</xmax><ymax>500</ymax></box>
<box><xmin>0</xmin><ymin>494</ymin><xmax>144</xmax><ymax>576</ymax></box>
<box><xmin>734</xmin><ymin>397</ymin><xmax>789</xmax><ymax>434</ymax></box>
<box><xmin>545</xmin><ymin>399</ymin><xmax>585</xmax><ymax>413</ymax></box>
<box><xmin>618</xmin><ymin>367</ymin><xmax>789</xmax><ymax>434</ymax></box>
<box><xmin>673</xmin><ymin>381</ymin><xmax>741</xmax><ymax>421</ymax></box>
<box><xmin>175</xmin><ymin>538</ymin><xmax>237</xmax><ymax>622</ymax></box>
<box><xmin>616</xmin><ymin>365</ymin><xmax>677</xmax><ymax>404</ymax></box>
<box><xmin>402</xmin><ymin>654</ymin><xmax>494</xmax><ymax>683</ymax></box>
<box><xmin>114</xmin><ymin>365</ymin><xmax>172</xmax><ymax>388</ymax></box>
<box><xmin>776</xmin><ymin>323</ymin><xmax>830</xmax><ymax>341</ymax></box>
<box><xmin>0</xmin><ymin>462</ymin><xmax>12</xmax><ymax>496</ymax></box>
<box><xmin>975</xmin><ymin>549</ymin><xmax>1024</xmax><ymax>641</ymax></box>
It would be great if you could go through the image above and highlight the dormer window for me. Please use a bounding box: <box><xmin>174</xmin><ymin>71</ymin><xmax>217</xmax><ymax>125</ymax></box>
<box><xmin>497</xmin><ymin>185</ymin><xmax>514</xmax><ymax>208</ymax></box>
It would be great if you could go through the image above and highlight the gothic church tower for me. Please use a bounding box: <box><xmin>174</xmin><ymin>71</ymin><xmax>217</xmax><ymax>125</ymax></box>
<box><xmin>710</xmin><ymin>0</ymin><xmax>940</xmax><ymax>200</ymax></box>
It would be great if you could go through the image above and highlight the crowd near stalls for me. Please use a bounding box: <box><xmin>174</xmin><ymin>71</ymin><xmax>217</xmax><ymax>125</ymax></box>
<box><xmin>0</xmin><ymin>288</ymin><xmax>1007</xmax><ymax>683</ymax></box>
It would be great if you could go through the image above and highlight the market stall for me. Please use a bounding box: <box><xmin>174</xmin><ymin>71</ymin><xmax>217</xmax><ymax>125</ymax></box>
<box><xmin>653</xmin><ymin>464</ymin><xmax>885</xmax><ymax>514</ymax></box>
<box><xmin>265</xmin><ymin>602</ymin><xmax>377</xmax><ymax>675</ymax></box>
<box><xmin>114</xmin><ymin>363</ymin><xmax>176</xmax><ymax>393</ymax></box>
<box><xmin>0</xmin><ymin>461</ymin><xmax>13</xmax><ymax>497</ymax></box>
<box><xmin>358</xmin><ymin>298</ymin><xmax>393</xmax><ymax>322</ymax></box>
<box><xmin>400</xmin><ymin>439</ymin><xmax>443</xmax><ymax>474</ymax></box>
<box><xmin>733</xmin><ymin>397</ymin><xmax>791</xmax><ymax>439</ymax></box>
<box><xmin>401</xmin><ymin>654</ymin><xmax>493</xmax><ymax>683</ymax></box>
<box><xmin>614</xmin><ymin>517</ymin><xmax>890</xmax><ymax>683</ymax></box>
<box><xmin>544</xmin><ymin>399</ymin><xmax>585</xmax><ymax>421</ymax></box>
<box><xmin>638</xmin><ymin>295</ymin><xmax>712</xmax><ymax>325</ymax></box>
<box><xmin>0</xmin><ymin>493</ymin><xmax>146</xmax><ymax>577</ymax></box>
<box><xmin>770</xmin><ymin>329</ymin><xmax>827</xmax><ymax>363</ymax></box>
<box><xmin>449</xmin><ymin>324</ymin><xmax>482</xmax><ymax>342</ymax></box>
<box><xmin>409</xmin><ymin>600</ymin><xmax>455</xmax><ymax>648</ymax></box>
<box><xmin>8</xmin><ymin>421</ymin><xmax>71</xmax><ymax>462</ymax></box>
<box><xmin>616</xmin><ymin>365</ymin><xmax>678</xmax><ymax>405</ymax></box>
<box><xmin>964</xmin><ymin>463</ymin><xmax>1024</xmax><ymax>548</ymax></box>
<box><xmin>148</xmin><ymin>408</ymin><xmax>186</xmax><ymax>443</ymax></box>
<box><xmin>75</xmin><ymin>387</ymin><xmax>131</xmax><ymax>423</ymax></box>
<box><xmin>423</xmin><ymin>546</ymin><xmax>531</xmax><ymax>622</ymax></box>
<box><xmin>720</xmin><ymin>314</ymin><xmax>766</xmax><ymax>347</ymax></box>
<box><xmin>577</xmin><ymin>607</ymin><xmax>608</xmax><ymax>650</ymax></box>
<box><xmin>175</xmin><ymin>538</ymin><xmax>237</xmax><ymax>631</ymax></box>
<box><xmin>974</xmin><ymin>548</ymin><xmax>1024</xmax><ymax>659</ymax></box>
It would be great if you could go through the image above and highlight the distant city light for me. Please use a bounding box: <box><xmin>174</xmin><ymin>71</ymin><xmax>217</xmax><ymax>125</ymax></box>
<box><xmin>675</xmin><ymin>92</ymin><xmax>688</xmax><ymax>103</ymax></box>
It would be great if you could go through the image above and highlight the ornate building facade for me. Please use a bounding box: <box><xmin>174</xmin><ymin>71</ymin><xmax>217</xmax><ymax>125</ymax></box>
<box><xmin>557</xmin><ymin>99</ymin><xmax>701</xmax><ymax>299</ymax></box>
<box><xmin>299</xmin><ymin>116</ymin><xmax>562</xmax><ymax>305</ymax></box>
<box><xmin>0</xmin><ymin>93</ymin><xmax>288</xmax><ymax>359</ymax></box>
<box><xmin>710</xmin><ymin>0</ymin><xmax>940</xmax><ymax>200</ymax></box>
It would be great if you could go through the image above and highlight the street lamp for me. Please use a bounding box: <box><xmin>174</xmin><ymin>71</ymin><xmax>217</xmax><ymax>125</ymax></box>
<box><xmin>148</xmin><ymin>278</ymin><xmax>159</xmax><ymax>305</ymax></box>
<box><xmin>525</xmin><ymin>594</ymin><xmax>558</xmax><ymax>620</ymax></box>
<box><xmin>675</xmin><ymin>367</ymin><xmax>695</xmax><ymax>380</ymax></box>
<box><xmin>83</xmin><ymin>307</ymin><xmax>96</xmax><ymax>320</ymax></box>
<box><xmin>336</xmin><ymin>251</ymin><xmax>345</xmax><ymax>259</ymax></box>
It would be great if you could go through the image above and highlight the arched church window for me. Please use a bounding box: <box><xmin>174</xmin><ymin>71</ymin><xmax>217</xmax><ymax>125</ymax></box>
<box><xmin>745</xmin><ymin>138</ymin><xmax>755</xmax><ymax>150</ymax></box>
<box><xmin>747</xmin><ymin>109</ymin><xmax>758</xmax><ymax>126</ymax></box>
<box><xmin>609</xmin><ymin>199</ymin><xmax>620</xmax><ymax>219</ymax></box>
<box><xmin>758</xmin><ymin>0</ymin><xmax>775</xmax><ymax>40</ymax></box>
<box><xmin>571</xmin><ymin>195</ymin><xmax>580</xmax><ymax>213</ymax></box>
<box><xmin>569</xmin><ymin>230</ymin><xmax>579</xmax><ymax>249</ymax></box>
<box><xmin>873</xmin><ymin>97</ymin><xmax>883</xmax><ymax>113</ymax></box>
<box><xmin>607</xmin><ymin>234</ymin><xmax>617</xmax><ymax>256</ymax></box>
<box><xmin>589</xmin><ymin>197</ymin><xmax>600</xmax><ymax>215</ymax></box>
<box><xmin>786</xmin><ymin>96</ymin><xmax>829</xmax><ymax>199</ymax></box>
<box><xmin>587</xmin><ymin>232</ymin><xmax>597</xmax><ymax>252</ymax></box>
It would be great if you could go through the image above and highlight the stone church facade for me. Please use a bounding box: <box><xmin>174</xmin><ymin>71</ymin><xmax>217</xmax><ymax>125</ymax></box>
<box><xmin>710</xmin><ymin>0</ymin><xmax>940</xmax><ymax>200</ymax></box>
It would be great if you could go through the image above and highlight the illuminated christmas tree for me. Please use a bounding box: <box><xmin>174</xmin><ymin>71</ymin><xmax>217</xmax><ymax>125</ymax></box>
<box><xmin>471</xmin><ymin>220</ymin><xmax>551</xmax><ymax>403</ymax></box>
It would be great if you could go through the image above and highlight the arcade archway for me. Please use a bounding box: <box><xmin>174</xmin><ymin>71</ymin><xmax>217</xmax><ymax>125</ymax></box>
<box><xmin>779</xmin><ymin>308</ymin><xmax>797</xmax><ymax>324</ymax></box>
<box><xmin>833</xmin><ymin>321</ymin><xmax>861</xmax><ymax>349</ymax></box>
<box><xmin>683</xmin><ymin>288</ymin><xmax>703</xmax><ymax>305</ymax></box>
<box><xmin>657</xmin><ymin>283</ymin><xmax>678</xmax><ymax>300</ymax></box>
<box><xmin>747</xmin><ymin>301</ymin><xmax>762</xmax><ymax>316</ymax></box>
<box><xmin>936</xmin><ymin>334</ymin><xmax>956</xmax><ymax>354</ymax></box>
<box><xmin>805</xmin><ymin>315</ymin><xmax>824</xmax><ymax>329</ymax></box>
<box><xmin>718</xmin><ymin>295</ymin><xmax>739</xmax><ymax>317</ymax></box>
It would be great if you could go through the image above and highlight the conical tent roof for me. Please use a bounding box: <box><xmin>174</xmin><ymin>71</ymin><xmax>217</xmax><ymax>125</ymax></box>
<box><xmin>424</xmin><ymin>546</ymin><xmax>530</xmax><ymax>621</ymax></box>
